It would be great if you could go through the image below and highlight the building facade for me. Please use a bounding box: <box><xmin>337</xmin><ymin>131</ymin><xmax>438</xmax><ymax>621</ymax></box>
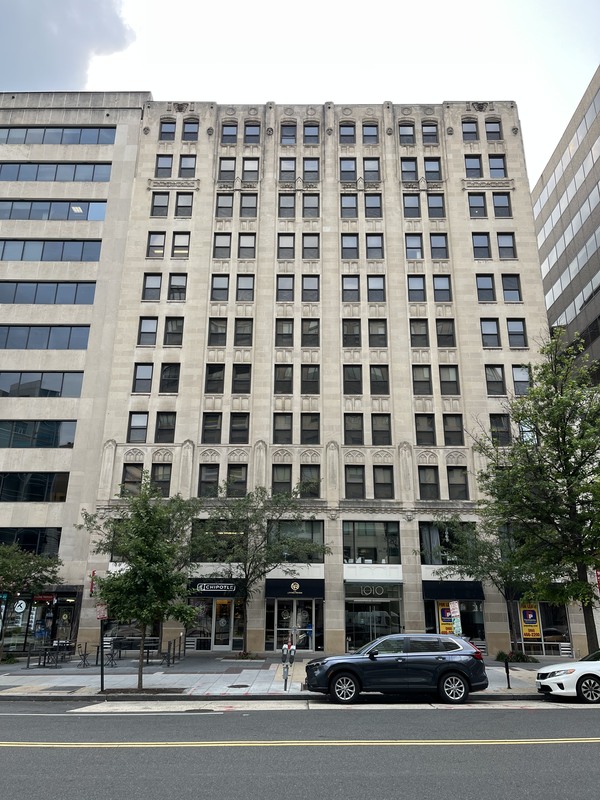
<box><xmin>1</xmin><ymin>92</ymin><xmax>584</xmax><ymax>657</ymax></box>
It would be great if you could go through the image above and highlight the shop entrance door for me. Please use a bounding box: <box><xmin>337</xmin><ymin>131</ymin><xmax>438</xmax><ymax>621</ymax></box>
<box><xmin>345</xmin><ymin>601</ymin><xmax>401</xmax><ymax>650</ymax></box>
<box><xmin>212</xmin><ymin>599</ymin><xmax>233</xmax><ymax>649</ymax></box>
<box><xmin>275</xmin><ymin>599</ymin><xmax>315</xmax><ymax>650</ymax></box>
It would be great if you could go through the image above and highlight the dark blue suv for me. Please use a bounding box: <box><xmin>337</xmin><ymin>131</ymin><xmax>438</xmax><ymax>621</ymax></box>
<box><xmin>305</xmin><ymin>633</ymin><xmax>488</xmax><ymax>704</ymax></box>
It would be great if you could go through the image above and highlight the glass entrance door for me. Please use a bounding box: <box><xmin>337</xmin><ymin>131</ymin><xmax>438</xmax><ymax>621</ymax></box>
<box><xmin>275</xmin><ymin>599</ymin><xmax>315</xmax><ymax>650</ymax></box>
<box><xmin>345</xmin><ymin>601</ymin><xmax>402</xmax><ymax>650</ymax></box>
<box><xmin>212</xmin><ymin>599</ymin><xmax>233</xmax><ymax>649</ymax></box>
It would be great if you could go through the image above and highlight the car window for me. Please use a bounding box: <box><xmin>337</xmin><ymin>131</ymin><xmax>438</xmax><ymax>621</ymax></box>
<box><xmin>581</xmin><ymin>650</ymin><xmax>600</xmax><ymax>661</ymax></box>
<box><xmin>408</xmin><ymin>637</ymin><xmax>443</xmax><ymax>653</ymax></box>
<box><xmin>442</xmin><ymin>639</ymin><xmax>461</xmax><ymax>652</ymax></box>
<box><xmin>374</xmin><ymin>638</ymin><xmax>405</xmax><ymax>654</ymax></box>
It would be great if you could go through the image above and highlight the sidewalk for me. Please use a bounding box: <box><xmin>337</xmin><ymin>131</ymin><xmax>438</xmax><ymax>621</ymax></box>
<box><xmin>0</xmin><ymin>651</ymin><xmax>555</xmax><ymax>702</ymax></box>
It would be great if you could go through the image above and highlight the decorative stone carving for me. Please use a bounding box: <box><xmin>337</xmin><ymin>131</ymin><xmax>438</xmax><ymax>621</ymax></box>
<box><xmin>373</xmin><ymin>449</ymin><xmax>393</xmax><ymax>464</ymax></box>
<box><xmin>301</xmin><ymin>449</ymin><xmax>321</xmax><ymax>464</ymax></box>
<box><xmin>344</xmin><ymin>449</ymin><xmax>365</xmax><ymax>464</ymax></box>
<box><xmin>152</xmin><ymin>448</ymin><xmax>173</xmax><ymax>463</ymax></box>
<box><xmin>417</xmin><ymin>450</ymin><xmax>438</xmax><ymax>465</ymax></box>
<box><xmin>472</xmin><ymin>102</ymin><xmax>488</xmax><ymax>112</ymax></box>
<box><xmin>229</xmin><ymin>448</ymin><xmax>249</xmax><ymax>463</ymax></box>
<box><xmin>445</xmin><ymin>450</ymin><xmax>467</xmax><ymax>465</ymax></box>
<box><xmin>124</xmin><ymin>448</ymin><xmax>144</xmax><ymax>461</ymax></box>
<box><xmin>174</xmin><ymin>103</ymin><xmax>189</xmax><ymax>112</ymax></box>
<box><xmin>199</xmin><ymin>448</ymin><xmax>220</xmax><ymax>463</ymax></box>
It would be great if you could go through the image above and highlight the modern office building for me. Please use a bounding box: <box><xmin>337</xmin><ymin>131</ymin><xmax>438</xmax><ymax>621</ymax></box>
<box><xmin>1</xmin><ymin>91</ymin><xmax>584</xmax><ymax>657</ymax></box>
<box><xmin>533</xmin><ymin>65</ymin><xmax>600</xmax><ymax>370</ymax></box>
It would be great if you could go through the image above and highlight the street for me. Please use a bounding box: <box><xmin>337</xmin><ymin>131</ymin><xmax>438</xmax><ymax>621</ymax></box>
<box><xmin>0</xmin><ymin>701</ymin><xmax>598</xmax><ymax>800</ymax></box>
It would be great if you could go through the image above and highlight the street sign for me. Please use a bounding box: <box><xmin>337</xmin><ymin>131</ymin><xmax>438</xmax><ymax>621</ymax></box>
<box><xmin>95</xmin><ymin>603</ymin><xmax>108</xmax><ymax>620</ymax></box>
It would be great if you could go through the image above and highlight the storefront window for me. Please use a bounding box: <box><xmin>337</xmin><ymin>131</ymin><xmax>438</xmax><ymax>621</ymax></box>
<box><xmin>344</xmin><ymin>583</ymin><xmax>403</xmax><ymax>651</ymax></box>
<box><xmin>343</xmin><ymin>521</ymin><xmax>400</xmax><ymax>564</ymax></box>
<box><xmin>424</xmin><ymin>599</ymin><xmax>485</xmax><ymax>641</ymax></box>
<box><xmin>265</xmin><ymin>597</ymin><xmax>324</xmax><ymax>651</ymax></box>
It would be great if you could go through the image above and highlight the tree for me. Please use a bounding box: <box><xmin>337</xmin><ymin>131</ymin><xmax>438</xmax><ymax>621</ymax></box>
<box><xmin>78</xmin><ymin>474</ymin><xmax>202</xmax><ymax>689</ymax></box>
<box><xmin>190</xmin><ymin>484</ymin><xmax>329</xmax><ymax>653</ymax></box>
<box><xmin>0</xmin><ymin>544</ymin><xmax>62</xmax><ymax>661</ymax></box>
<box><xmin>475</xmin><ymin>333</ymin><xmax>600</xmax><ymax>653</ymax></box>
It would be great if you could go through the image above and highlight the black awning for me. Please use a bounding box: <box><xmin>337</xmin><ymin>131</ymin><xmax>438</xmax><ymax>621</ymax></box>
<box><xmin>422</xmin><ymin>580</ymin><xmax>484</xmax><ymax>600</ymax></box>
<box><xmin>265</xmin><ymin>578</ymin><xmax>325</xmax><ymax>599</ymax></box>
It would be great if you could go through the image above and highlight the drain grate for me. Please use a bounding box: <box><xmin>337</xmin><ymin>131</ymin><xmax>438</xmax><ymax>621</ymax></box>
<box><xmin>227</xmin><ymin>684</ymin><xmax>249</xmax><ymax>688</ymax></box>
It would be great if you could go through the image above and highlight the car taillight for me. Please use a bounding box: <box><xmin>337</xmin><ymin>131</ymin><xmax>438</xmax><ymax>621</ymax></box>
<box><xmin>470</xmin><ymin>646</ymin><xmax>483</xmax><ymax>661</ymax></box>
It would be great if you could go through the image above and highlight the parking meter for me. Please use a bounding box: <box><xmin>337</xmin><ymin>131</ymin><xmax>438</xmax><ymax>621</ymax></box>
<box><xmin>289</xmin><ymin>644</ymin><xmax>296</xmax><ymax>665</ymax></box>
<box><xmin>281</xmin><ymin>643</ymin><xmax>288</xmax><ymax>663</ymax></box>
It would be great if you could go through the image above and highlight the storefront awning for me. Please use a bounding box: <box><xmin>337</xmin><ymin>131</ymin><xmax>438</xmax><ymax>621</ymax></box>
<box><xmin>422</xmin><ymin>580</ymin><xmax>484</xmax><ymax>600</ymax></box>
<box><xmin>265</xmin><ymin>578</ymin><xmax>325</xmax><ymax>598</ymax></box>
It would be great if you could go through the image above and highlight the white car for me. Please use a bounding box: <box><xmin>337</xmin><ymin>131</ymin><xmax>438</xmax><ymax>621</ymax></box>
<box><xmin>537</xmin><ymin>650</ymin><xmax>600</xmax><ymax>703</ymax></box>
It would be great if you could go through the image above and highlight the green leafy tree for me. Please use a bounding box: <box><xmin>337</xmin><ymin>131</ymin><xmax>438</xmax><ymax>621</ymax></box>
<box><xmin>190</xmin><ymin>484</ymin><xmax>329</xmax><ymax>653</ymax></box>
<box><xmin>475</xmin><ymin>333</ymin><xmax>600</xmax><ymax>653</ymax></box>
<box><xmin>78</xmin><ymin>474</ymin><xmax>202</xmax><ymax>689</ymax></box>
<box><xmin>0</xmin><ymin>544</ymin><xmax>62</xmax><ymax>661</ymax></box>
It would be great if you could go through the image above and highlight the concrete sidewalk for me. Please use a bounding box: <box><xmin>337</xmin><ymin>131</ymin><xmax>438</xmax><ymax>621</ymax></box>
<box><xmin>0</xmin><ymin>651</ymin><xmax>553</xmax><ymax>702</ymax></box>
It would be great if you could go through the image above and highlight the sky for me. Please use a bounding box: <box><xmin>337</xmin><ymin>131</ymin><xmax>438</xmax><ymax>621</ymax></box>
<box><xmin>0</xmin><ymin>0</ymin><xmax>598</xmax><ymax>185</ymax></box>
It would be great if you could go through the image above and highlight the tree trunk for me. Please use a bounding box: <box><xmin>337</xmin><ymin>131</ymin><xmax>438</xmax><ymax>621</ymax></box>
<box><xmin>505</xmin><ymin>596</ymin><xmax>522</xmax><ymax>653</ymax></box>
<box><xmin>241</xmin><ymin>599</ymin><xmax>248</xmax><ymax>654</ymax></box>
<box><xmin>137</xmin><ymin>628</ymin><xmax>146</xmax><ymax>690</ymax></box>
<box><xmin>577</xmin><ymin>562</ymin><xmax>599</xmax><ymax>653</ymax></box>
<box><xmin>0</xmin><ymin>594</ymin><xmax>8</xmax><ymax>664</ymax></box>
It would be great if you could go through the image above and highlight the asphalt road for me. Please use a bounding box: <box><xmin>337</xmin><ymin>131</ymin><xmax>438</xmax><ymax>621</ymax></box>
<box><xmin>0</xmin><ymin>701</ymin><xmax>598</xmax><ymax>800</ymax></box>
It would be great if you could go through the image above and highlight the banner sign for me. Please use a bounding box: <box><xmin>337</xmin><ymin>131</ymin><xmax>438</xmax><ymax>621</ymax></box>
<box><xmin>520</xmin><ymin>602</ymin><xmax>542</xmax><ymax>639</ymax></box>
<box><xmin>437</xmin><ymin>602</ymin><xmax>454</xmax><ymax>634</ymax></box>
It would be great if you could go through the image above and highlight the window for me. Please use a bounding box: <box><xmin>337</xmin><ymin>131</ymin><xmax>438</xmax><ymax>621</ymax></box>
<box><xmin>415</xmin><ymin>414</ymin><xmax>436</xmax><ymax>445</ymax></box>
<box><xmin>507</xmin><ymin>319</ymin><xmax>527</xmax><ymax>347</ymax></box>
<box><xmin>155</xmin><ymin>412</ymin><xmax>176</xmax><ymax>443</ymax></box>
<box><xmin>405</xmin><ymin>234</ymin><xmax>423</xmax><ymax>260</ymax></box>
<box><xmin>344</xmin><ymin>520</ymin><xmax>399</xmax><ymax>564</ymax></box>
<box><xmin>274</xmin><ymin>365</ymin><xmax>293</xmax><ymax>394</ymax></box>
<box><xmin>0</xmin><ymin>325</ymin><xmax>89</xmax><ymax>350</ymax></box>
<box><xmin>218</xmin><ymin>158</ymin><xmax>236</xmax><ymax>181</ymax></box>
<box><xmin>340</xmin><ymin>158</ymin><xmax>357</xmax><ymax>181</ymax></box>
<box><xmin>399</xmin><ymin>122</ymin><xmax>415</xmax><ymax>144</ymax></box>
<box><xmin>300</xmin><ymin>466</ymin><xmax>320</xmax><ymax>498</ymax></box>
<box><xmin>363</xmin><ymin>123</ymin><xmax>379</xmax><ymax>144</ymax></box>
<box><xmin>339</xmin><ymin>123</ymin><xmax>355</xmax><ymax>144</ymax></box>
<box><xmin>413</xmin><ymin>365</ymin><xmax>432</xmax><ymax>395</ymax></box>
<box><xmin>232</xmin><ymin>364</ymin><xmax>251</xmax><ymax>394</ymax></box>
<box><xmin>440</xmin><ymin>365</ymin><xmax>460</xmax><ymax>395</ymax></box>
<box><xmin>301</xmin><ymin>318</ymin><xmax>319</xmax><ymax>346</ymax></box>
<box><xmin>302</xmin><ymin>194</ymin><xmax>319</xmax><ymax>218</ymax></box>
<box><xmin>198</xmin><ymin>464</ymin><xmax>219</xmax><ymax>498</ymax></box>
<box><xmin>372</xmin><ymin>414</ymin><xmax>392</xmax><ymax>445</ymax></box>
<box><xmin>202</xmin><ymin>412</ymin><xmax>222</xmax><ymax>444</ymax></box>
<box><xmin>171</xmin><ymin>232</ymin><xmax>190</xmax><ymax>258</ymax></box>
<box><xmin>302</xmin><ymin>275</ymin><xmax>319</xmax><ymax>301</ymax></box>
<box><xmin>132</xmin><ymin>363</ymin><xmax>152</xmax><ymax>393</ymax></box>
<box><xmin>419</xmin><ymin>466</ymin><xmax>440</xmax><ymax>499</ymax></box>
<box><xmin>150</xmin><ymin>192</ymin><xmax>169</xmax><ymax>217</ymax></box>
<box><xmin>276</xmin><ymin>275</ymin><xmax>294</xmax><ymax>301</ymax></box>
<box><xmin>303</xmin><ymin>123</ymin><xmax>319</xmax><ymax>144</ymax></box>
<box><xmin>366</xmin><ymin>276</ymin><xmax>384</xmax><ymax>302</ymax></box>
<box><xmin>147</xmin><ymin>232</ymin><xmax>165</xmax><ymax>258</ymax></box>
<box><xmin>142</xmin><ymin>274</ymin><xmax>161</xmax><ymax>301</ymax></box>
<box><xmin>159</xmin><ymin>363</ymin><xmax>180</xmax><ymax>393</ymax></box>
<box><xmin>174</xmin><ymin>193</ymin><xmax>192</xmax><ymax>218</ymax></box>
<box><xmin>447</xmin><ymin>467</ymin><xmax>469</xmax><ymax>500</ymax></box>
<box><xmin>137</xmin><ymin>317</ymin><xmax>157</xmax><ymax>346</ymax></box>
<box><xmin>168</xmin><ymin>273</ymin><xmax>187</xmax><ymax>301</ymax></box>
<box><xmin>427</xmin><ymin>194</ymin><xmax>445</xmax><ymax>218</ymax></box>
<box><xmin>368</xmin><ymin>319</ymin><xmax>387</xmax><ymax>347</ymax></box>
<box><xmin>0</xmin><ymin>371</ymin><xmax>83</xmax><ymax>398</ymax></box>
<box><xmin>227</xmin><ymin>464</ymin><xmax>248</xmax><ymax>497</ymax></box>
<box><xmin>486</xmin><ymin>119</ymin><xmax>502</xmax><ymax>141</ymax></box>
<box><xmin>364</xmin><ymin>194</ymin><xmax>382</xmax><ymax>218</ymax></box>
<box><xmin>485</xmin><ymin>365</ymin><xmax>505</xmax><ymax>395</ymax></box>
<box><xmin>370</xmin><ymin>365</ymin><xmax>389</xmax><ymax>395</ymax></box>
<box><xmin>151</xmin><ymin>463</ymin><xmax>171</xmax><ymax>497</ymax></box>
<box><xmin>179</xmin><ymin>155</ymin><xmax>196</xmax><ymax>178</ymax></box>
<box><xmin>302</xmin><ymin>234</ymin><xmax>320</xmax><ymax>260</ymax></box>
<box><xmin>242</xmin><ymin>158</ymin><xmax>259</xmax><ymax>181</ymax></box>
<box><xmin>401</xmin><ymin>158</ymin><xmax>418</xmax><ymax>181</ymax></box>
<box><xmin>341</xmin><ymin>194</ymin><xmax>358</xmax><ymax>218</ymax></box>
<box><xmin>301</xmin><ymin>365</ymin><xmax>320</xmax><ymax>394</ymax></box>
<box><xmin>159</xmin><ymin>119</ymin><xmax>176</xmax><ymax>141</ymax></box>
<box><xmin>443</xmin><ymin>414</ymin><xmax>464</xmax><ymax>446</ymax></box>
<box><xmin>366</xmin><ymin>234</ymin><xmax>384</xmax><ymax>259</ymax></box>
<box><xmin>430</xmin><ymin>234</ymin><xmax>448</xmax><ymax>259</ymax></box>
<box><xmin>436</xmin><ymin>319</ymin><xmax>455</xmax><ymax>347</ymax></box>
<box><xmin>476</xmin><ymin>274</ymin><xmax>495</xmax><ymax>301</ymax></box>
<box><xmin>343</xmin><ymin>365</ymin><xmax>362</xmax><ymax>394</ymax></box>
<box><xmin>489</xmin><ymin>155</ymin><xmax>507</xmax><ymax>178</ymax></box>
<box><xmin>213</xmin><ymin>233</ymin><xmax>231</xmax><ymax>258</ymax></box>
<box><xmin>0</xmin><ymin>161</ymin><xmax>111</xmax><ymax>182</ymax></box>
<box><xmin>344</xmin><ymin>413</ymin><xmax>363</xmax><ymax>445</ymax></box>
<box><xmin>502</xmin><ymin>274</ymin><xmax>522</xmax><ymax>302</ymax></box>
<box><xmin>238</xmin><ymin>234</ymin><xmax>256</xmax><ymax>259</ymax></box>
<box><xmin>155</xmin><ymin>155</ymin><xmax>172</xmax><ymax>177</ymax></box>
<box><xmin>234</xmin><ymin>318</ymin><xmax>253</xmax><ymax>346</ymax></box>
<box><xmin>303</xmin><ymin>158</ymin><xmax>319</xmax><ymax>181</ymax></box>
<box><xmin>465</xmin><ymin>155</ymin><xmax>482</xmax><ymax>178</ymax></box>
<box><xmin>341</xmin><ymin>234</ymin><xmax>359</xmax><ymax>259</ymax></box>
<box><xmin>403</xmin><ymin>194</ymin><xmax>420</xmax><ymax>218</ymax></box>
<box><xmin>1</xmin><ymin>199</ymin><xmax>106</xmax><ymax>221</ymax></box>
<box><xmin>275</xmin><ymin>319</ymin><xmax>293</xmax><ymax>347</ymax></box>
<box><xmin>279</xmin><ymin>158</ymin><xmax>296</xmax><ymax>181</ymax></box>
<box><xmin>512</xmin><ymin>366</ymin><xmax>530</xmax><ymax>395</ymax></box>
<box><xmin>410</xmin><ymin>319</ymin><xmax>429</xmax><ymax>347</ymax></box>
<box><xmin>278</xmin><ymin>194</ymin><xmax>295</xmax><ymax>218</ymax></box>
<box><xmin>493</xmin><ymin>192</ymin><xmax>511</xmax><ymax>218</ymax></box>
<box><xmin>498</xmin><ymin>233</ymin><xmax>516</xmax><ymax>258</ymax></box>
<box><xmin>407</xmin><ymin>275</ymin><xmax>426</xmax><ymax>301</ymax></box>
<box><xmin>433</xmin><ymin>275</ymin><xmax>452</xmax><ymax>301</ymax></box>
<box><xmin>301</xmin><ymin>413</ymin><xmax>320</xmax><ymax>444</ymax></box>
<box><xmin>272</xmin><ymin>465</ymin><xmax>293</xmax><ymax>496</ymax></box>
<box><xmin>278</xmin><ymin>234</ymin><xmax>295</xmax><ymax>259</ymax></box>
<box><xmin>462</xmin><ymin>119</ymin><xmax>478</xmax><ymax>141</ymax></box>
<box><xmin>210</xmin><ymin>275</ymin><xmax>229</xmax><ymax>301</ymax></box>
<box><xmin>345</xmin><ymin>466</ymin><xmax>365</xmax><ymax>499</ymax></box>
<box><xmin>468</xmin><ymin>193</ymin><xmax>487</xmax><ymax>217</ymax></box>
<box><xmin>164</xmin><ymin>317</ymin><xmax>183</xmax><ymax>345</ymax></box>
<box><xmin>208</xmin><ymin>318</ymin><xmax>227</xmax><ymax>346</ymax></box>
<box><xmin>127</xmin><ymin>412</ymin><xmax>148</xmax><ymax>443</ymax></box>
<box><xmin>490</xmin><ymin>414</ymin><xmax>511</xmax><ymax>445</ymax></box>
<box><xmin>342</xmin><ymin>276</ymin><xmax>359</xmax><ymax>302</ymax></box>
<box><xmin>229</xmin><ymin>413</ymin><xmax>249</xmax><ymax>444</ymax></box>
<box><xmin>281</xmin><ymin>123</ymin><xmax>297</xmax><ymax>145</ymax></box>
<box><xmin>221</xmin><ymin>122</ymin><xmax>237</xmax><ymax>144</ymax></box>
<box><xmin>273</xmin><ymin>413</ymin><xmax>293</xmax><ymax>444</ymax></box>
<box><xmin>374</xmin><ymin>466</ymin><xmax>394</xmax><ymax>499</ymax></box>
<box><xmin>0</xmin><ymin>471</ymin><xmax>70</xmax><ymax>502</ymax></box>
<box><xmin>424</xmin><ymin>158</ymin><xmax>441</xmax><ymax>181</ymax></box>
<box><xmin>182</xmin><ymin>118</ymin><xmax>199</xmax><ymax>141</ymax></box>
<box><xmin>363</xmin><ymin>158</ymin><xmax>380</xmax><ymax>181</ymax></box>
<box><xmin>472</xmin><ymin>233</ymin><xmax>491</xmax><ymax>258</ymax></box>
<box><xmin>244</xmin><ymin>122</ymin><xmax>260</xmax><ymax>144</ymax></box>
<box><xmin>216</xmin><ymin>194</ymin><xmax>233</xmax><ymax>218</ymax></box>
<box><xmin>422</xmin><ymin>121</ymin><xmax>438</xmax><ymax>144</ymax></box>
<box><xmin>122</xmin><ymin>464</ymin><xmax>143</xmax><ymax>496</ymax></box>
<box><xmin>343</xmin><ymin>319</ymin><xmax>361</xmax><ymax>346</ymax></box>
<box><xmin>205</xmin><ymin>364</ymin><xmax>225</xmax><ymax>393</ymax></box>
<box><xmin>0</xmin><ymin>281</ymin><xmax>95</xmax><ymax>304</ymax></box>
<box><xmin>235</xmin><ymin>275</ymin><xmax>254</xmax><ymax>301</ymax></box>
<box><xmin>481</xmin><ymin>318</ymin><xmax>500</xmax><ymax>347</ymax></box>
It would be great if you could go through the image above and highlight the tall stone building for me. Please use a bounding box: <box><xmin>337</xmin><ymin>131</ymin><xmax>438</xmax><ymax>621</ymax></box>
<box><xmin>1</xmin><ymin>92</ymin><xmax>583</xmax><ymax>657</ymax></box>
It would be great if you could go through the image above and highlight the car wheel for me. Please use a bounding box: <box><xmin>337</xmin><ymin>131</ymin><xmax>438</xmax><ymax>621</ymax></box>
<box><xmin>330</xmin><ymin>672</ymin><xmax>360</xmax><ymax>704</ymax></box>
<box><xmin>576</xmin><ymin>674</ymin><xmax>600</xmax><ymax>704</ymax></box>
<box><xmin>438</xmin><ymin>672</ymin><xmax>469</xmax><ymax>704</ymax></box>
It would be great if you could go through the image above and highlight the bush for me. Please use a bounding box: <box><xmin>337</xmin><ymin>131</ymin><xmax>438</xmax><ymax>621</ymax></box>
<box><xmin>495</xmin><ymin>650</ymin><xmax>539</xmax><ymax>663</ymax></box>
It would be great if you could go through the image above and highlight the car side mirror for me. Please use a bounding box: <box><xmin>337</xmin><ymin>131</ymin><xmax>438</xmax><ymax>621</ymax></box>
<box><xmin>368</xmin><ymin>649</ymin><xmax>379</xmax><ymax>659</ymax></box>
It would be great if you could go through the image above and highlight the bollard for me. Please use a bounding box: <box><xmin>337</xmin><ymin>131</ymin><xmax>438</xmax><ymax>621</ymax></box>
<box><xmin>504</xmin><ymin>657</ymin><xmax>511</xmax><ymax>689</ymax></box>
